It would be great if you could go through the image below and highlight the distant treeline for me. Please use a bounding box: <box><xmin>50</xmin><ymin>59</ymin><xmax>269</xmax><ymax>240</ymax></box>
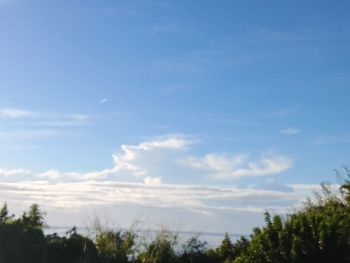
<box><xmin>1</xmin><ymin>168</ymin><xmax>350</xmax><ymax>263</ymax></box>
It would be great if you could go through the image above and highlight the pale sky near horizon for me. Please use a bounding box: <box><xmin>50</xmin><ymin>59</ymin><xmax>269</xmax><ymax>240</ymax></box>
<box><xmin>0</xmin><ymin>0</ymin><xmax>350</xmax><ymax>234</ymax></box>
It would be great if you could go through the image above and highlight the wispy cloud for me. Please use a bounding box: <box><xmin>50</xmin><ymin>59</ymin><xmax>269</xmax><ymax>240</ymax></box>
<box><xmin>99</xmin><ymin>98</ymin><xmax>108</xmax><ymax>104</ymax></box>
<box><xmin>183</xmin><ymin>153</ymin><xmax>293</xmax><ymax>179</ymax></box>
<box><xmin>144</xmin><ymin>176</ymin><xmax>162</xmax><ymax>185</ymax></box>
<box><xmin>69</xmin><ymin>114</ymin><xmax>90</xmax><ymax>122</ymax></box>
<box><xmin>0</xmin><ymin>107</ymin><xmax>92</xmax><ymax>125</ymax></box>
<box><xmin>256</xmin><ymin>29</ymin><xmax>317</xmax><ymax>44</ymax></box>
<box><xmin>100</xmin><ymin>7</ymin><xmax>135</xmax><ymax>16</ymax></box>
<box><xmin>37</xmin><ymin>167</ymin><xmax>119</xmax><ymax>181</ymax></box>
<box><xmin>312</xmin><ymin>134</ymin><xmax>350</xmax><ymax>145</ymax></box>
<box><xmin>0</xmin><ymin>108</ymin><xmax>36</xmax><ymax>119</ymax></box>
<box><xmin>0</xmin><ymin>180</ymin><xmax>317</xmax><ymax>213</ymax></box>
<box><xmin>0</xmin><ymin>129</ymin><xmax>73</xmax><ymax>140</ymax></box>
<box><xmin>268</xmin><ymin>107</ymin><xmax>298</xmax><ymax>118</ymax></box>
<box><xmin>0</xmin><ymin>108</ymin><xmax>96</xmax><ymax>142</ymax></box>
<box><xmin>0</xmin><ymin>168</ymin><xmax>31</xmax><ymax>178</ymax></box>
<box><xmin>0</xmin><ymin>177</ymin><xmax>326</xmax><ymax>232</ymax></box>
<box><xmin>280</xmin><ymin>127</ymin><xmax>300</xmax><ymax>135</ymax></box>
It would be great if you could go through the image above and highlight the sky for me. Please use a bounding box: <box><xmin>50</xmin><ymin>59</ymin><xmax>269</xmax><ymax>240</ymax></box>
<box><xmin>0</xmin><ymin>0</ymin><xmax>350</xmax><ymax>234</ymax></box>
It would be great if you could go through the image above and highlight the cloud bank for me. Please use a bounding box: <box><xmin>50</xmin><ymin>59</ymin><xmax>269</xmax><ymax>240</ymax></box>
<box><xmin>34</xmin><ymin>136</ymin><xmax>293</xmax><ymax>182</ymax></box>
<box><xmin>0</xmin><ymin>136</ymin><xmax>302</xmax><ymax>231</ymax></box>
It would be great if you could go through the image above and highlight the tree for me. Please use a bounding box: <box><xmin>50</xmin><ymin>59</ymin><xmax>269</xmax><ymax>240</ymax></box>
<box><xmin>180</xmin><ymin>235</ymin><xmax>208</xmax><ymax>263</ymax></box>
<box><xmin>96</xmin><ymin>229</ymin><xmax>136</xmax><ymax>263</ymax></box>
<box><xmin>138</xmin><ymin>229</ymin><xmax>178</xmax><ymax>263</ymax></box>
<box><xmin>46</xmin><ymin>228</ymin><xmax>98</xmax><ymax>263</ymax></box>
<box><xmin>21</xmin><ymin>204</ymin><xmax>45</xmax><ymax>229</ymax></box>
<box><xmin>0</xmin><ymin>203</ymin><xmax>10</xmax><ymax>224</ymax></box>
<box><xmin>0</xmin><ymin>204</ymin><xmax>47</xmax><ymax>263</ymax></box>
<box><xmin>217</xmin><ymin>233</ymin><xmax>234</xmax><ymax>261</ymax></box>
<box><xmin>235</xmin><ymin>175</ymin><xmax>350</xmax><ymax>263</ymax></box>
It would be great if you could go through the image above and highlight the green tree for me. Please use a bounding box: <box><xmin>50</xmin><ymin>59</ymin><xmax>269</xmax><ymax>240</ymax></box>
<box><xmin>46</xmin><ymin>228</ymin><xmax>98</xmax><ymax>263</ymax></box>
<box><xmin>0</xmin><ymin>203</ymin><xmax>10</xmax><ymax>224</ymax></box>
<box><xmin>0</xmin><ymin>204</ymin><xmax>47</xmax><ymax>263</ymax></box>
<box><xmin>21</xmin><ymin>204</ymin><xmax>45</xmax><ymax>229</ymax></box>
<box><xmin>180</xmin><ymin>235</ymin><xmax>208</xmax><ymax>263</ymax></box>
<box><xmin>138</xmin><ymin>229</ymin><xmax>178</xmax><ymax>263</ymax></box>
<box><xmin>96</xmin><ymin>229</ymin><xmax>136</xmax><ymax>263</ymax></box>
<box><xmin>217</xmin><ymin>233</ymin><xmax>235</xmax><ymax>261</ymax></box>
<box><xmin>236</xmin><ymin>174</ymin><xmax>350</xmax><ymax>263</ymax></box>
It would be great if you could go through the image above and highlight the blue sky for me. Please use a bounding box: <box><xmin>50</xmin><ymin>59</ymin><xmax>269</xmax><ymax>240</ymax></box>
<box><xmin>0</xmin><ymin>0</ymin><xmax>349</xmax><ymax>233</ymax></box>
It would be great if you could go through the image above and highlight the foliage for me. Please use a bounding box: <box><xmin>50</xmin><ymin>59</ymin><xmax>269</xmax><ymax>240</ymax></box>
<box><xmin>46</xmin><ymin>228</ymin><xmax>98</xmax><ymax>263</ymax></box>
<box><xmin>137</xmin><ymin>229</ymin><xmax>178</xmax><ymax>263</ymax></box>
<box><xmin>235</xmin><ymin>168</ymin><xmax>350</xmax><ymax>263</ymax></box>
<box><xmin>95</xmin><ymin>229</ymin><xmax>136</xmax><ymax>263</ymax></box>
<box><xmin>20</xmin><ymin>204</ymin><xmax>45</xmax><ymax>229</ymax></box>
<box><xmin>180</xmin><ymin>235</ymin><xmax>208</xmax><ymax>263</ymax></box>
<box><xmin>0</xmin><ymin>203</ymin><xmax>47</xmax><ymax>263</ymax></box>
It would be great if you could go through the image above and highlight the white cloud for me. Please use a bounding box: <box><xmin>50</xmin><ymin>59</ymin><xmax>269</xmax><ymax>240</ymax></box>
<box><xmin>0</xmin><ymin>136</ymin><xmax>303</xmax><ymax>232</ymax></box>
<box><xmin>144</xmin><ymin>176</ymin><xmax>162</xmax><ymax>185</ymax></box>
<box><xmin>37</xmin><ymin>167</ymin><xmax>119</xmax><ymax>181</ymax></box>
<box><xmin>38</xmin><ymin>170</ymin><xmax>66</xmax><ymax>180</ymax></box>
<box><xmin>99</xmin><ymin>98</ymin><xmax>108</xmax><ymax>104</ymax></box>
<box><xmin>0</xmin><ymin>107</ymin><xmax>94</xmax><ymax>126</ymax></box>
<box><xmin>0</xmin><ymin>130</ymin><xmax>72</xmax><ymax>140</ymax></box>
<box><xmin>0</xmin><ymin>108</ymin><xmax>36</xmax><ymax>119</ymax></box>
<box><xmin>69</xmin><ymin>114</ymin><xmax>90</xmax><ymax>122</ymax></box>
<box><xmin>0</xmin><ymin>180</ymin><xmax>311</xmax><ymax>212</ymax></box>
<box><xmin>0</xmin><ymin>168</ymin><xmax>31</xmax><ymax>178</ymax></box>
<box><xmin>35</xmin><ymin>136</ymin><xmax>292</xmax><ymax>182</ymax></box>
<box><xmin>0</xmin><ymin>108</ymin><xmax>96</xmax><ymax>143</ymax></box>
<box><xmin>35</xmin><ymin>137</ymin><xmax>193</xmax><ymax>182</ymax></box>
<box><xmin>110</xmin><ymin>136</ymin><xmax>194</xmax><ymax>179</ymax></box>
<box><xmin>129</xmin><ymin>136</ymin><xmax>193</xmax><ymax>151</ymax></box>
<box><xmin>0</xmin><ymin>179</ymin><xmax>324</xmax><ymax>233</ymax></box>
<box><xmin>280</xmin><ymin>127</ymin><xmax>300</xmax><ymax>135</ymax></box>
<box><xmin>183</xmin><ymin>153</ymin><xmax>293</xmax><ymax>179</ymax></box>
<box><xmin>0</xmin><ymin>134</ymin><xmax>295</xmax><ymax>231</ymax></box>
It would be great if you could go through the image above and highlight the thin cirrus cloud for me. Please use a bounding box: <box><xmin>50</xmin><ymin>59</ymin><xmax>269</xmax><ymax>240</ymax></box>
<box><xmin>280</xmin><ymin>127</ymin><xmax>300</xmax><ymax>135</ymax></box>
<box><xmin>268</xmin><ymin>107</ymin><xmax>298</xmax><ymax>118</ymax></box>
<box><xmin>0</xmin><ymin>108</ymin><xmax>36</xmax><ymax>119</ymax></box>
<box><xmin>0</xmin><ymin>108</ymin><xmax>94</xmax><ymax>142</ymax></box>
<box><xmin>0</xmin><ymin>129</ymin><xmax>73</xmax><ymax>140</ymax></box>
<box><xmin>312</xmin><ymin>134</ymin><xmax>350</xmax><ymax>145</ymax></box>
<box><xmin>0</xmin><ymin>107</ymin><xmax>91</xmax><ymax>124</ymax></box>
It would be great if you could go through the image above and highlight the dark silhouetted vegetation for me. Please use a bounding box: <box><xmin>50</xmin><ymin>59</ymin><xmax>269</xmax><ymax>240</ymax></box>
<box><xmin>1</xmin><ymin>168</ymin><xmax>350</xmax><ymax>262</ymax></box>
